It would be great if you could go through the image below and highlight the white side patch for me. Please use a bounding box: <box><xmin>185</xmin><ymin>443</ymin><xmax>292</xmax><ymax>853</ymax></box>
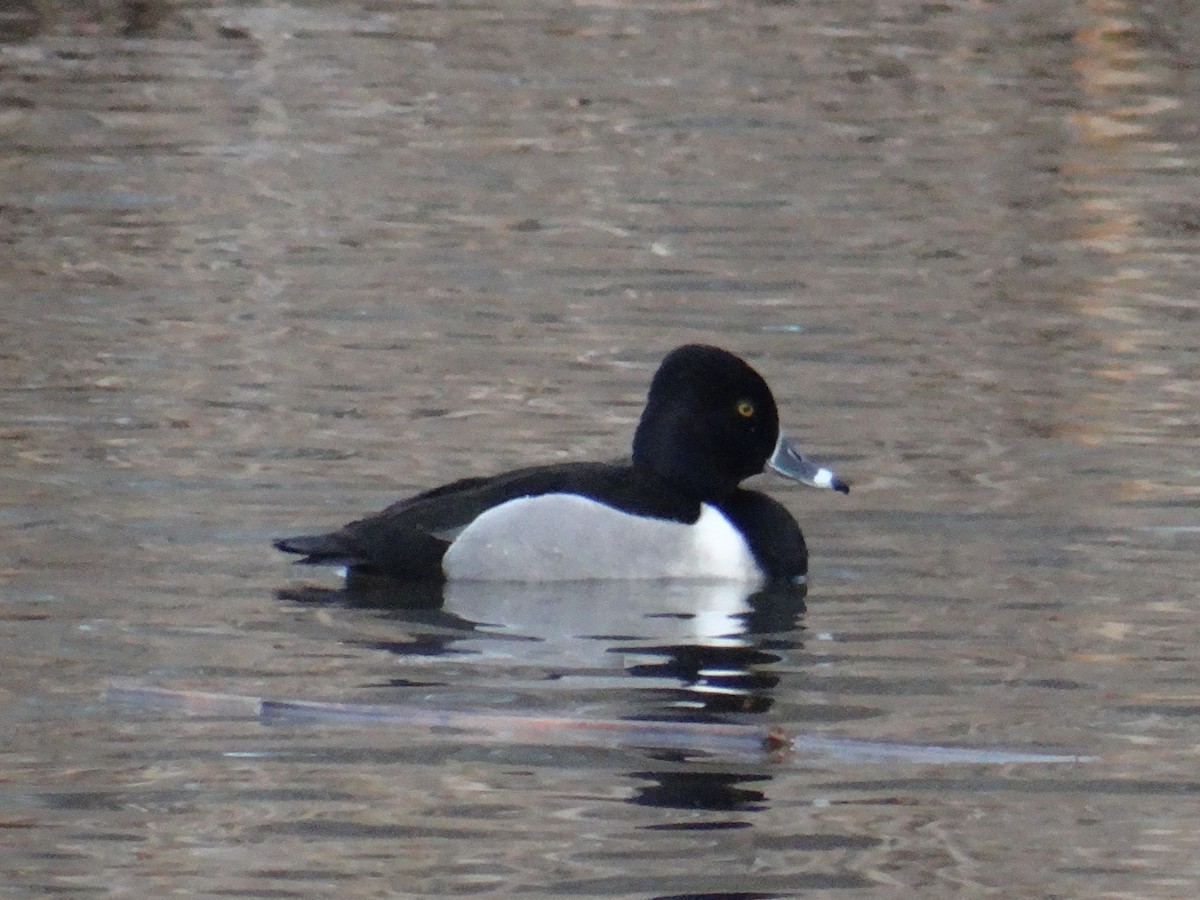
<box><xmin>441</xmin><ymin>494</ymin><xmax>763</xmax><ymax>583</ymax></box>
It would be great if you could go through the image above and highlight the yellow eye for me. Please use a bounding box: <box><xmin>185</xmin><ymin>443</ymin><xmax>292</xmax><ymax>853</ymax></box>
<box><xmin>736</xmin><ymin>400</ymin><xmax>755</xmax><ymax>418</ymax></box>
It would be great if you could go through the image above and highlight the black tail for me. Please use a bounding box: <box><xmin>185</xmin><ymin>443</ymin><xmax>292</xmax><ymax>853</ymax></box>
<box><xmin>273</xmin><ymin>534</ymin><xmax>355</xmax><ymax>566</ymax></box>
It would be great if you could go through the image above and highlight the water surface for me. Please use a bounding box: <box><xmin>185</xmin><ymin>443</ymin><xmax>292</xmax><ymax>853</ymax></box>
<box><xmin>3</xmin><ymin>1</ymin><xmax>1199</xmax><ymax>895</ymax></box>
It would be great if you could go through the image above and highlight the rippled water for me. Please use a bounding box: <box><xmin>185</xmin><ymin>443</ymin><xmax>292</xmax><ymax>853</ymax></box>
<box><xmin>3</xmin><ymin>0</ymin><xmax>1199</xmax><ymax>895</ymax></box>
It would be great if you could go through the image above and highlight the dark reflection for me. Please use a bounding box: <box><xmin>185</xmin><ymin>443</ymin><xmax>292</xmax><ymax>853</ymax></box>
<box><xmin>279</xmin><ymin>577</ymin><xmax>446</xmax><ymax>612</ymax></box>
<box><xmin>279</xmin><ymin>579</ymin><xmax>504</xmax><ymax>665</ymax></box>
<box><xmin>622</xmin><ymin>643</ymin><xmax>781</xmax><ymax>716</ymax></box>
<box><xmin>277</xmin><ymin>576</ymin><xmax>810</xmax><ymax>812</ymax></box>
<box><xmin>629</xmin><ymin>771</ymin><xmax>767</xmax><ymax>813</ymax></box>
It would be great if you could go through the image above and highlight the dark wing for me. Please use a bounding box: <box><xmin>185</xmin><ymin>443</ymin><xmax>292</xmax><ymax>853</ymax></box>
<box><xmin>274</xmin><ymin>460</ymin><xmax>698</xmax><ymax>579</ymax></box>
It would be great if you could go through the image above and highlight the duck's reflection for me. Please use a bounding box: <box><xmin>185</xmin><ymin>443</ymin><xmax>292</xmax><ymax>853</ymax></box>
<box><xmin>282</xmin><ymin>578</ymin><xmax>803</xmax><ymax>683</ymax></box>
<box><xmin>277</xmin><ymin>577</ymin><xmax>807</xmax><ymax>814</ymax></box>
<box><xmin>630</xmin><ymin>770</ymin><xmax>768</xmax><ymax>814</ymax></box>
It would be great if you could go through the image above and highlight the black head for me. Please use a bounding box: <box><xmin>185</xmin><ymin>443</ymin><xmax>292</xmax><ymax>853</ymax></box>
<box><xmin>632</xmin><ymin>345</ymin><xmax>781</xmax><ymax>501</ymax></box>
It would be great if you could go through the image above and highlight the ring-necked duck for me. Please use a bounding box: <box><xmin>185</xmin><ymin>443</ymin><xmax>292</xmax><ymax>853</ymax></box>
<box><xmin>275</xmin><ymin>344</ymin><xmax>848</xmax><ymax>583</ymax></box>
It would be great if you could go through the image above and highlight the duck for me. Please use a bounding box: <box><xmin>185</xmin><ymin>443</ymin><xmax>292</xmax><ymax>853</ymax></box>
<box><xmin>274</xmin><ymin>344</ymin><xmax>848</xmax><ymax>584</ymax></box>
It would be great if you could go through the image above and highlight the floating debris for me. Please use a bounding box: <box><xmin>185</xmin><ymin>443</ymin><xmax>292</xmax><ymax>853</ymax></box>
<box><xmin>107</xmin><ymin>684</ymin><xmax>1094</xmax><ymax>765</ymax></box>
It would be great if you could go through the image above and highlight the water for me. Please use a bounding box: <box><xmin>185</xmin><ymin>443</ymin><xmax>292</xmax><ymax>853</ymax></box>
<box><xmin>3</xmin><ymin>0</ymin><xmax>1199</xmax><ymax>895</ymax></box>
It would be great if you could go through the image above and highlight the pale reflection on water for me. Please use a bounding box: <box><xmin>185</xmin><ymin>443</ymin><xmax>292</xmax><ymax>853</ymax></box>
<box><xmin>3</xmin><ymin>0</ymin><xmax>1200</xmax><ymax>895</ymax></box>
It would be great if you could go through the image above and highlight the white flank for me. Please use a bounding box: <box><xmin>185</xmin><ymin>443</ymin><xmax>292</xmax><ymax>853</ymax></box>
<box><xmin>441</xmin><ymin>494</ymin><xmax>762</xmax><ymax>583</ymax></box>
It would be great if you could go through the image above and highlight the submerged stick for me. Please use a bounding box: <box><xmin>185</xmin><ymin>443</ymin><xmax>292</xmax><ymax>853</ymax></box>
<box><xmin>107</xmin><ymin>684</ymin><xmax>785</xmax><ymax>756</ymax></box>
<box><xmin>266</xmin><ymin>697</ymin><xmax>791</xmax><ymax>754</ymax></box>
<box><xmin>106</xmin><ymin>684</ymin><xmax>1093</xmax><ymax>764</ymax></box>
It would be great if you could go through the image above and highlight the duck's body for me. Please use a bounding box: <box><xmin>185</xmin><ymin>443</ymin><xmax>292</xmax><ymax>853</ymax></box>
<box><xmin>275</xmin><ymin>345</ymin><xmax>847</xmax><ymax>584</ymax></box>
